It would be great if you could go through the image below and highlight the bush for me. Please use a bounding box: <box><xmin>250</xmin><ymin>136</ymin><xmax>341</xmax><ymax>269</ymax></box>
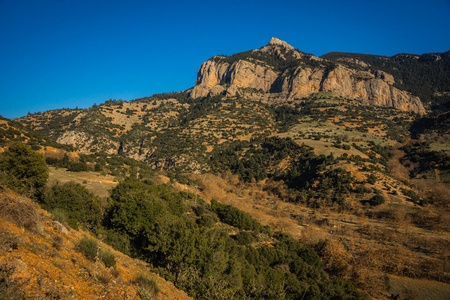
<box><xmin>369</xmin><ymin>195</ymin><xmax>386</xmax><ymax>206</ymax></box>
<box><xmin>67</xmin><ymin>162</ymin><xmax>90</xmax><ymax>172</ymax></box>
<box><xmin>366</xmin><ymin>173</ymin><xmax>377</xmax><ymax>184</ymax></box>
<box><xmin>50</xmin><ymin>208</ymin><xmax>68</xmax><ymax>225</ymax></box>
<box><xmin>0</xmin><ymin>142</ymin><xmax>48</xmax><ymax>197</ymax></box>
<box><xmin>235</xmin><ymin>231</ymin><xmax>254</xmax><ymax>245</ymax></box>
<box><xmin>197</xmin><ymin>215</ymin><xmax>217</xmax><ymax>227</ymax></box>
<box><xmin>211</xmin><ymin>199</ymin><xmax>262</xmax><ymax>231</ymax></box>
<box><xmin>99</xmin><ymin>248</ymin><xmax>116</xmax><ymax>268</ymax></box>
<box><xmin>76</xmin><ymin>236</ymin><xmax>116</xmax><ymax>267</ymax></box>
<box><xmin>0</xmin><ymin>196</ymin><xmax>41</xmax><ymax>233</ymax></box>
<box><xmin>77</xmin><ymin>237</ymin><xmax>98</xmax><ymax>261</ymax></box>
<box><xmin>0</xmin><ymin>264</ymin><xmax>24</xmax><ymax>300</ymax></box>
<box><xmin>401</xmin><ymin>188</ymin><xmax>421</xmax><ymax>204</ymax></box>
<box><xmin>134</xmin><ymin>273</ymin><xmax>160</xmax><ymax>300</ymax></box>
<box><xmin>40</xmin><ymin>182</ymin><xmax>102</xmax><ymax>229</ymax></box>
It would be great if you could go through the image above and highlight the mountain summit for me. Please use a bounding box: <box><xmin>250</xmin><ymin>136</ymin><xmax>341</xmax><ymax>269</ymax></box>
<box><xmin>269</xmin><ymin>37</ymin><xmax>295</xmax><ymax>50</ymax></box>
<box><xmin>190</xmin><ymin>38</ymin><xmax>425</xmax><ymax>114</ymax></box>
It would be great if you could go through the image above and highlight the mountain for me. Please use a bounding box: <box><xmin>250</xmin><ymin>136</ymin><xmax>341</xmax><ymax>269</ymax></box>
<box><xmin>16</xmin><ymin>38</ymin><xmax>437</xmax><ymax>171</ymax></box>
<box><xmin>5</xmin><ymin>38</ymin><xmax>450</xmax><ymax>299</ymax></box>
<box><xmin>321</xmin><ymin>50</ymin><xmax>450</xmax><ymax>108</ymax></box>
<box><xmin>191</xmin><ymin>37</ymin><xmax>425</xmax><ymax>114</ymax></box>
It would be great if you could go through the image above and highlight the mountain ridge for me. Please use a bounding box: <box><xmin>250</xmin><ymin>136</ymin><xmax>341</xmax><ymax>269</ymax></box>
<box><xmin>191</xmin><ymin>38</ymin><xmax>426</xmax><ymax>114</ymax></box>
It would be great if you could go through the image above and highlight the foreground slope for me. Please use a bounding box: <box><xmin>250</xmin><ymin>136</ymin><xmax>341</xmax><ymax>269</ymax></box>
<box><xmin>0</xmin><ymin>186</ymin><xmax>191</xmax><ymax>300</ymax></box>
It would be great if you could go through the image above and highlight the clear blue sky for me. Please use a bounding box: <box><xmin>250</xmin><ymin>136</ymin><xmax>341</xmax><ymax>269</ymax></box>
<box><xmin>1</xmin><ymin>0</ymin><xmax>449</xmax><ymax>119</ymax></box>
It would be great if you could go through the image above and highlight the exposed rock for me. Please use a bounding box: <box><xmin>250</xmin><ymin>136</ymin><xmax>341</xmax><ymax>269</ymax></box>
<box><xmin>57</xmin><ymin>131</ymin><xmax>91</xmax><ymax>151</ymax></box>
<box><xmin>191</xmin><ymin>59</ymin><xmax>278</xmax><ymax>98</ymax></box>
<box><xmin>190</xmin><ymin>60</ymin><xmax>230</xmax><ymax>98</ymax></box>
<box><xmin>226</xmin><ymin>84</ymin><xmax>239</xmax><ymax>97</ymax></box>
<box><xmin>57</xmin><ymin>130</ymin><xmax>119</xmax><ymax>154</ymax></box>
<box><xmin>209</xmin><ymin>85</ymin><xmax>226</xmax><ymax>97</ymax></box>
<box><xmin>269</xmin><ymin>37</ymin><xmax>295</xmax><ymax>50</ymax></box>
<box><xmin>229</xmin><ymin>60</ymin><xmax>279</xmax><ymax>90</ymax></box>
<box><xmin>53</xmin><ymin>221</ymin><xmax>69</xmax><ymax>234</ymax></box>
<box><xmin>337</xmin><ymin>57</ymin><xmax>369</xmax><ymax>68</ymax></box>
<box><xmin>285</xmin><ymin>67</ymin><xmax>323</xmax><ymax>98</ymax></box>
<box><xmin>374</xmin><ymin>70</ymin><xmax>395</xmax><ymax>85</ymax></box>
<box><xmin>190</xmin><ymin>38</ymin><xmax>426</xmax><ymax>114</ymax></box>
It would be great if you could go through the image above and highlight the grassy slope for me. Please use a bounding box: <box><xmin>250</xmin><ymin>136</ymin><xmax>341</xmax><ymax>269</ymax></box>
<box><xmin>0</xmin><ymin>186</ymin><xmax>191</xmax><ymax>300</ymax></box>
<box><xmin>177</xmin><ymin>172</ymin><xmax>450</xmax><ymax>299</ymax></box>
<box><xmin>47</xmin><ymin>166</ymin><xmax>117</xmax><ymax>198</ymax></box>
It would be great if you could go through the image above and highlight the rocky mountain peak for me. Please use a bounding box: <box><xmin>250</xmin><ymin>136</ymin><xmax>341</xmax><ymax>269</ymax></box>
<box><xmin>269</xmin><ymin>37</ymin><xmax>294</xmax><ymax>50</ymax></box>
<box><xmin>190</xmin><ymin>39</ymin><xmax>426</xmax><ymax>114</ymax></box>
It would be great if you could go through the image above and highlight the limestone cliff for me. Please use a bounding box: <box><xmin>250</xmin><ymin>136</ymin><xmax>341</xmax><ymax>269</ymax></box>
<box><xmin>190</xmin><ymin>38</ymin><xmax>426</xmax><ymax>114</ymax></box>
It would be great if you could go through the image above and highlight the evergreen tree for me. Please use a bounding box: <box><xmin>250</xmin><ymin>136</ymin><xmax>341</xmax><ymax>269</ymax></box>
<box><xmin>0</xmin><ymin>142</ymin><xmax>49</xmax><ymax>197</ymax></box>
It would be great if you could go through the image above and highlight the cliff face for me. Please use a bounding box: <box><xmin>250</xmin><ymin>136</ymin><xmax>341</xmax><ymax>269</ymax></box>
<box><xmin>191</xmin><ymin>38</ymin><xmax>426</xmax><ymax>114</ymax></box>
<box><xmin>190</xmin><ymin>59</ymin><xmax>279</xmax><ymax>98</ymax></box>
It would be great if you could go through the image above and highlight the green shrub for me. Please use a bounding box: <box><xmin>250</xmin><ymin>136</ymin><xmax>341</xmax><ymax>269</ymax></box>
<box><xmin>235</xmin><ymin>231</ymin><xmax>254</xmax><ymax>245</ymax></box>
<box><xmin>0</xmin><ymin>142</ymin><xmax>48</xmax><ymax>198</ymax></box>
<box><xmin>197</xmin><ymin>215</ymin><xmax>217</xmax><ymax>227</ymax></box>
<box><xmin>50</xmin><ymin>208</ymin><xmax>68</xmax><ymax>225</ymax></box>
<box><xmin>99</xmin><ymin>248</ymin><xmax>116</xmax><ymax>268</ymax></box>
<box><xmin>76</xmin><ymin>236</ymin><xmax>115</xmax><ymax>267</ymax></box>
<box><xmin>67</xmin><ymin>161</ymin><xmax>90</xmax><ymax>172</ymax></box>
<box><xmin>211</xmin><ymin>199</ymin><xmax>262</xmax><ymax>231</ymax></box>
<box><xmin>366</xmin><ymin>173</ymin><xmax>377</xmax><ymax>184</ymax></box>
<box><xmin>0</xmin><ymin>264</ymin><xmax>24</xmax><ymax>300</ymax></box>
<box><xmin>134</xmin><ymin>273</ymin><xmax>159</xmax><ymax>300</ymax></box>
<box><xmin>369</xmin><ymin>195</ymin><xmax>386</xmax><ymax>206</ymax></box>
<box><xmin>40</xmin><ymin>182</ymin><xmax>102</xmax><ymax>229</ymax></box>
<box><xmin>401</xmin><ymin>188</ymin><xmax>421</xmax><ymax>203</ymax></box>
<box><xmin>102</xmin><ymin>180</ymin><xmax>363</xmax><ymax>299</ymax></box>
<box><xmin>76</xmin><ymin>237</ymin><xmax>98</xmax><ymax>261</ymax></box>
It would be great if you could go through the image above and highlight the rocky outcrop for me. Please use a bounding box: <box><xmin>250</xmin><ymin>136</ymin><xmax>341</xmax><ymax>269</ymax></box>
<box><xmin>190</xmin><ymin>38</ymin><xmax>426</xmax><ymax>114</ymax></box>
<box><xmin>268</xmin><ymin>37</ymin><xmax>295</xmax><ymax>50</ymax></box>
<box><xmin>190</xmin><ymin>60</ymin><xmax>278</xmax><ymax>99</ymax></box>
<box><xmin>57</xmin><ymin>131</ymin><xmax>119</xmax><ymax>154</ymax></box>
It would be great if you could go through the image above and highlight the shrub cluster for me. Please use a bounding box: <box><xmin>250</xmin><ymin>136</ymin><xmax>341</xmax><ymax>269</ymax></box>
<box><xmin>76</xmin><ymin>237</ymin><xmax>116</xmax><ymax>268</ymax></box>
<box><xmin>99</xmin><ymin>180</ymin><xmax>363</xmax><ymax>299</ymax></box>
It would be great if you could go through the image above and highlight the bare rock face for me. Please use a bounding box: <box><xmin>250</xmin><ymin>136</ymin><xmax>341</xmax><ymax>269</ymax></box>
<box><xmin>285</xmin><ymin>67</ymin><xmax>323</xmax><ymax>98</ymax></box>
<box><xmin>311</xmin><ymin>65</ymin><xmax>424</xmax><ymax>113</ymax></box>
<box><xmin>190</xmin><ymin>38</ymin><xmax>426</xmax><ymax>114</ymax></box>
<box><xmin>191</xmin><ymin>59</ymin><xmax>278</xmax><ymax>98</ymax></box>
<box><xmin>229</xmin><ymin>60</ymin><xmax>279</xmax><ymax>90</ymax></box>
<box><xmin>190</xmin><ymin>60</ymin><xmax>230</xmax><ymax>98</ymax></box>
<box><xmin>57</xmin><ymin>131</ymin><xmax>119</xmax><ymax>154</ymax></box>
<box><xmin>269</xmin><ymin>37</ymin><xmax>295</xmax><ymax>50</ymax></box>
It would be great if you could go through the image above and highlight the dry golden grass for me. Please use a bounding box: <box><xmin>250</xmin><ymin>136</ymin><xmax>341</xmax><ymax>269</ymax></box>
<box><xmin>47</xmin><ymin>167</ymin><xmax>117</xmax><ymax>198</ymax></box>
<box><xmin>178</xmin><ymin>172</ymin><xmax>450</xmax><ymax>299</ymax></box>
<box><xmin>0</xmin><ymin>186</ymin><xmax>191</xmax><ymax>300</ymax></box>
<box><xmin>389</xmin><ymin>275</ymin><xmax>450</xmax><ymax>300</ymax></box>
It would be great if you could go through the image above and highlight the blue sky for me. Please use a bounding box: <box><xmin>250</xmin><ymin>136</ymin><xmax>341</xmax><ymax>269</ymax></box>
<box><xmin>1</xmin><ymin>0</ymin><xmax>449</xmax><ymax>119</ymax></box>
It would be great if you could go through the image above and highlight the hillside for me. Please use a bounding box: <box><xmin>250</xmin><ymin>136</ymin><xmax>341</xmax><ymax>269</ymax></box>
<box><xmin>0</xmin><ymin>145</ymin><xmax>365</xmax><ymax>299</ymax></box>
<box><xmin>191</xmin><ymin>38</ymin><xmax>425</xmax><ymax>114</ymax></box>
<box><xmin>4</xmin><ymin>38</ymin><xmax>450</xmax><ymax>299</ymax></box>
<box><xmin>0</xmin><ymin>186</ymin><xmax>191</xmax><ymax>300</ymax></box>
<box><xmin>321</xmin><ymin>50</ymin><xmax>450</xmax><ymax>108</ymax></box>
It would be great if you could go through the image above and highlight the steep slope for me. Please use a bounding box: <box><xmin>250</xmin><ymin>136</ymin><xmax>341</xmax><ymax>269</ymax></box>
<box><xmin>321</xmin><ymin>50</ymin><xmax>450</xmax><ymax>107</ymax></box>
<box><xmin>0</xmin><ymin>115</ymin><xmax>73</xmax><ymax>152</ymax></box>
<box><xmin>18</xmin><ymin>94</ymin><xmax>280</xmax><ymax>171</ymax></box>
<box><xmin>191</xmin><ymin>38</ymin><xmax>425</xmax><ymax>114</ymax></box>
<box><xmin>0</xmin><ymin>186</ymin><xmax>191</xmax><ymax>300</ymax></box>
